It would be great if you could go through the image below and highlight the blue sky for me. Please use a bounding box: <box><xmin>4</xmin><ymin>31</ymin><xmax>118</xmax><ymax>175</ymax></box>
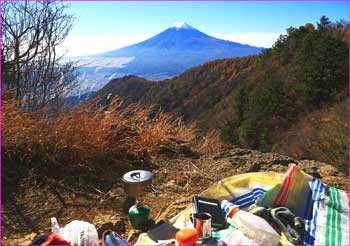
<box><xmin>59</xmin><ymin>1</ymin><xmax>349</xmax><ymax>56</ymax></box>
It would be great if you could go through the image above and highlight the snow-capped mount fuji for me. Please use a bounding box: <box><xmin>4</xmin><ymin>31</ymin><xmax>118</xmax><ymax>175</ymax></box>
<box><xmin>171</xmin><ymin>21</ymin><xmax>193</xmax><ymax>29</ymax></box>
<box><xmin>73</xmin><ymin>22</ymin><xmax>263</xmax><ymax>93</ymax></box>
<box><xmin>100</xmin><ymin>22</ymin><xmax>261</xmax><ymax>56</ymax></box>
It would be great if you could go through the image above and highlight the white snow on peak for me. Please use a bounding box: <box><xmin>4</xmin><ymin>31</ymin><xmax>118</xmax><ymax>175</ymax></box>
<box><xmin>171</xmin><ymin>22</ymin><xmax>193</xmax><ymax>29</ymax></box>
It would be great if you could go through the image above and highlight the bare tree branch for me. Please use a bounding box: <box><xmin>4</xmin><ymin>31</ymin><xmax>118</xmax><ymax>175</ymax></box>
<box><xmin>2</xmin><ymin>0</ymin><xmax>77</xmax><ymax>112</ymax></box>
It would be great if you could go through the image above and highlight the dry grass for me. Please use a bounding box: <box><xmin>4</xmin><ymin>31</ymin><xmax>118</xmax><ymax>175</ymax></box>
<box><xmin>196</xmin><ymin>129</ymin><xmax>229</xmax><ymax>155</ymax></box>
<box><xmin>2</xmin><ymin>99</ymin><xmax>40</xmax><ymax>163</ymax></box>
<box><xmin>2</xmin><ymin>96</ymin><xmax>199</xmax><ymax>175</ymax></box>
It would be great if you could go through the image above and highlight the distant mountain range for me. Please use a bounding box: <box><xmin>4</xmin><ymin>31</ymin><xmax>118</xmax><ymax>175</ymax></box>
<box><xmin>70</xmin><ymin>22</ymin><xmax>263</xmax><ymax>93</ymax></box>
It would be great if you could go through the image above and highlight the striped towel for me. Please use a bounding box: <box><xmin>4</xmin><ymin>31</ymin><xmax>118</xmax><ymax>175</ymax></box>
<box><xmin>228</xmin><ymin>187</ymin><xmax>267</xmax><ymax>209</ymax></box>
<box><xmin>136</xmin><ymin>168</ymin><xmax>348</xmax><ymax>245</ymax></box>
<box><xmin>257</xmin><ymin>164</ymin><xmax>350</xmax><ymax>245</ymax></box>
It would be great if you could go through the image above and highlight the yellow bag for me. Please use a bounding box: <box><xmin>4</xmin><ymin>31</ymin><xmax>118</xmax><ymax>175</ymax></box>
<box><xmin>136</xmin><ymin>171</ymin><xmax>284</xmax><ymax>245</ymax></box>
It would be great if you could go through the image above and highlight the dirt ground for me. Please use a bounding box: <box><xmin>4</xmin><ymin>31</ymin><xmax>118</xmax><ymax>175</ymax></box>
<box><xmin>3</xmin><ymin>148</ymin><xmax>348</xmax><ymax>245</ymax></box>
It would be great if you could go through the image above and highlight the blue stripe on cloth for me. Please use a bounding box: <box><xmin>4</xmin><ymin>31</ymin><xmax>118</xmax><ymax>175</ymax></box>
<box><xmin>229</xmin><ymin>188</ymin><xmax>266</xmax><ymax>209</ymax></box>
<box><xmin>236</xmin><ymin>192</ymin><xmax>265</xmax><ymax>208</ymax></box>
<box><xmin>303</xmin><ymin>178</ymin><xmax>316</xmax><ymax>245</ymax></box>
<box><xmin>230</xmin><ymin>188</ymin><xmax>266</xmax><ymax>203</ymax></box>
<box><xmin>304</xmin><ymin>178</ymin><xmax>323</xmax><ymax>246</ymax></box>
<box><xmin>311</xmin><ymin>181</ymin><xmax>324</xmax><ymax>244</ymax></box>
<box><xmin>237</xmin><ymin>200</ymin><xmax>255</xmax><ymax>209</ymax></box>
<box><xmin>231</xmin><ymin>191</ymin><xmax>265</xmax><ymax>205</ymax></box>
<box><xmin>307</xmin><ymin>179</ymin><xmax>321</xmax><ymax>245</ymax></box>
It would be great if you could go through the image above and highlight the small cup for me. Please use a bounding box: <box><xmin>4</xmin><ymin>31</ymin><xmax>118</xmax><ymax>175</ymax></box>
<box><xmin>190</xmin><ymin>212</ymin><xmax>212</xmax><ymax>241</ymax></box>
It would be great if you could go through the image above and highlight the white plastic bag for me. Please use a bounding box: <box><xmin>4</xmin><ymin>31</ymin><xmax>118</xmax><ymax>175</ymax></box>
<box><xmin>229</xmin><ymin>211</ymin><xmax>280</xmax><ymax>245</ymax></box>
<box><xmin>51</xmin><ymin>217</ymin><xmax>99</xmax><ymax>246</ymax></box>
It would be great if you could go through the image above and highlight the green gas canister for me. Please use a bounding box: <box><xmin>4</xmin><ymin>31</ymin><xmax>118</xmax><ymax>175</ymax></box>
<box><xmin>128</xmin><ymin>204</ymin><xmax>151</xmax><ymax>229</ymax></box>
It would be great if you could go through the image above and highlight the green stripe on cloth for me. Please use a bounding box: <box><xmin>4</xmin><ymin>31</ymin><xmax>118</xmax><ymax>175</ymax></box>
<box><xmin>332</xmin><ymin>188</ymin><xmax>337</xmax><ymax>245</ymax></box>
<box><xmin>326</xmin><ymin>187</ymin><xmax>334</xmax><ymax>246</ymax></box>
<box><xmin>326</xmin><ymin>187</ymin><xmax>343</xmax><ymax>246</ymax></box>
<box><xmin>335</xmin><ymin>188</ymin><xmax>342</xmax><ymax>245</ymax></box>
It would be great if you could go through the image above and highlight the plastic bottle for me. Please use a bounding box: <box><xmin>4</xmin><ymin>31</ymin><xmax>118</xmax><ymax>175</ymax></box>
<box><xmin>221</xmin><ymin>200</ymin><xmax>280</xmax><ymax>245</ymax></box>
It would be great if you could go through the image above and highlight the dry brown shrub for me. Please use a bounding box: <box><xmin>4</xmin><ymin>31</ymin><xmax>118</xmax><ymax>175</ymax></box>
<box><xmin>196</xmin><ymin>129</ymin><xmax>229</xmax><ymax>155</ymax></box>
<box><xmin>2</xmin><ymin>99</ymin><xmax>42</xmax><ymax>162</ymax></box>
<box><xmin>2</xmin><ymin>96</ymin><xmax>198</xmax><ymax>173</ymax></box>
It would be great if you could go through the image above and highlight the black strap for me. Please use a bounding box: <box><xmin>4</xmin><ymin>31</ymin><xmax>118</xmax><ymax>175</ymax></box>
<box><xmin>251</xmin><ymin>206</ymin><xmax>305</xmax><ymax>244</ymax></box>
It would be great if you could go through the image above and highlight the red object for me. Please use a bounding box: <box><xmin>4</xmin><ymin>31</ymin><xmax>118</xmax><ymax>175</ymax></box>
<box><xmin>42</xmin><ymin>233</ymin><xmax>70</xmax><ymax>246</ymax></box>
<box><xmin>175</xmin><ymin>228</ymin><xmax>199</xmax><ymax>246</ymax></box>
<box><xmin>227</xmin><ymin>207</ymin><xmax>239</xmax><ymax>218</ymax></box>
<box><xmin>140</xmin><ymin>200</ymin><xmax>148</xmax><ymax>205</ymax></box>
<box><xmin>195</xmin><ymin>222</ymin><xmax>201</xmax><ymax>234</ymax></box>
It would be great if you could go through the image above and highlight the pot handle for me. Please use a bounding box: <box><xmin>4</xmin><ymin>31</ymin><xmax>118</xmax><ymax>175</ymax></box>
<box><xmin>145</xmin><ymin>184</ymin><xmax>160</xmax><ymax>196</ymax></box>
<box><xmin>130</xmin><ymin>172</ymin><xmax>142</xmax><ymax>181</ymax></box>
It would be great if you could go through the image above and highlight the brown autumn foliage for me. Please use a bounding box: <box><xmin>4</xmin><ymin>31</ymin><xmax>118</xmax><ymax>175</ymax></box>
<box><xmin>196</xmin><ymin>130</ymin><xmax>231</xmax><ymax>155</ymax></box>
<box><xmin>3</xmin><ymin>95</ymin><xmax>226</xmax><ymax>182</ymax></box>
<box><xmin>96</xmin><ymin>56</ymin><xmax>258</xmax><ymax>123</ymax></box>
<box><xmin>274</xmin><ymin>99</ymin><xmax>348</xmax><ymax>174</ymax></box>
<box><xmin>2</xmin><ymin>97</ymin><xmax>205</xmax><ymax>181</ymax></box>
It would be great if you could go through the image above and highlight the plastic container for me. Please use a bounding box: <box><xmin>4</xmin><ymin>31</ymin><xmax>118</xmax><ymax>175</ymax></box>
<box><xmin>221</xmin><ymin>200</ymin><xmax>280</xmax><ymax>245</ymax></box>
<box><xmin>51</xmin><ymin>217</ymin><xmax>99</xmax><ymax>246</ymax></box>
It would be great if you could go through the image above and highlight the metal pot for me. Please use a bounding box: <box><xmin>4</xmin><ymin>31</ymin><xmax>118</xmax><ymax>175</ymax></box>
<box><xmin>122</xmin><ymin>170</ymin><xmax>158</xmax><ymax>198</ymax></box>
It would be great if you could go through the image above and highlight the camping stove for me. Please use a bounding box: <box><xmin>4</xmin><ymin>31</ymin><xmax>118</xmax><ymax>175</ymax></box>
<box><xmin>121</xmin><ymin>170</ymin><xmax>159</xmax><ymax>229</ymax></box>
